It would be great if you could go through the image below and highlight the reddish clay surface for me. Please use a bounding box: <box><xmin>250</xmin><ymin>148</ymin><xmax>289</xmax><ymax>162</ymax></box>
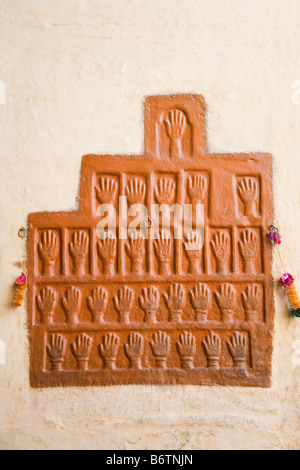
<box><xmin>28</xmin><ymin>94</ymin><xmax>274</xmax><ymax>388</ymax></box>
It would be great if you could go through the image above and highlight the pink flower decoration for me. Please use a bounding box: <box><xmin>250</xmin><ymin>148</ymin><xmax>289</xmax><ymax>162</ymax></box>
<box><xmin>274</xmin><ymin>234</ymin><xmax>282</xmax><ymax>245</ymax></box>
<box><xmin>267</xmin><ymin>231</ymin><xmax>282</xmax><ymax>244</ymax></box>
<box><xmin>15</xmin><ymin>272</ymin><xmax>27</xmax><ymax>285</ymax></box>
<box><xmin>279</xmin><ymin>273</ymin><xmax>294</xmax><ymax>287</ymax></box>
<box><xmin>267</xmin><ymin>232</ymin><xmax>276</xmax><ymax>240</ymax></box>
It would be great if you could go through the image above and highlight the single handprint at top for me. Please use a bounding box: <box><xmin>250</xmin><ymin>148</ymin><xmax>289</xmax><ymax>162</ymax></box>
<box><xmin>154</xmin><ymin>230</ymin><xmax>172</xmax><ymax>275</ymax></box>
<box><xmin>202</xmin><ymin>332</ymin><xmax>221</xmax><ymax>369</ymax></box>
<box><xmin>46</xmin><ymin>334</ymin><xmax>66</xmax><ymax>371</ymax></box>
<box><xmin>242</xmin><ymin>284</ymin><xmax>262</xmax><ymax>321</ymax></box>
<box><xmin>189</xmin><ymin>283</ymin><xmax>211</xmax><ymax>322</ymax></box>
<box><xmin>95</xmin><ymin>177</ymin><xmax>117</xmax><ymax>205</ymax></box>
<box><xmin>238</xmin><ymin>229</ymin><xmax>258</xmax><ymax>273</ymax></box>
<box><xmin>163</xmin><ymin>283</ymin><xmax>186</xmax><ymax>322</ymax></box>
<box><xmin>154</xmin><ymin>177</ymin><xmax>175</xmax><ymax>205</ymax></box>
<box><xmin>150</xmin><ymin>331</ymin><xmax>171</xmax><ymax>369</ymax></box>
<box><xmin>125</xmin><ymin>178</ymin><xmax>146</xmax><ymax>205</ymax></box>
<box><xmin>227</xmin><ymin>332</ymin><xmax>247</xmax><ymax>369</ymax></box>
<box><xmin>38</xmin><ymin>230</ymin><xmax>59</xmax><ymax>276</ymax></box>
<box><xmin>211</xmin><ymin>231</ymin><xmax>230</xmax><ymax>274</ymax></box>
<box><xmin>124</xmin><ymin>333</ymin><xmax>144</xmax><ymax>369</ymax></box>
<box><xmin>184</xmin><ymin>231</ymin><xmax>203</xmax><ymax>274</ymax></box>
<box><xmin>139</xmin><ymin>286</ymin><xmax>160</xmax><ymax>323</ymax></box>
<box><xmin>113</xmin><ymin>286</ymin><xmax>134</xmax><ymax>324</ymax></box>
<box><xmin>97</xmin><ymin>231</ymin><xmax>117</xmax><ymax>276</ymax></box>
<box><xmin>215</xmin><ymin>283</ymin><xmax>236</xmax><ymax>322</ymax></box>
<box><xmin>69</xmin><ymin>230</ymin><xmax>89</xmax><ymax>276</ymax></box>
<box><xmin>37</xmin><ymin>286</ymin><xmax>56</xmax><ymax>325</ymax></box>
<box><xmin>62</xmin><ymin>286</ymin><xmax>81</xmax><ymax>324</ymax></box>
<box><xmin>238</xmin><ymin>177</ymin><xmax>258</xmax><ymax>217</ymax></box>
<box><xmin>125</xmin><ymin>232</ymin><xmax>145</xmax><ymax>274</ymax></box>
<box><xmin>99</xmin><ymin>333</ymin><xmax>120</xmax><ymax>370</ymax></box>
<box><xmin>87</xmin><ymin>286</ymin><xmax>108</xmax><ymax>323</ymax></box>
<box><xmin>164</xmin><ymin>109</ymin><xmax>187</xmax><ymax>159</ymax></box>
<box><xmin>176</xmin><ymin>331</ymin><xmax>196</xmax><ymax>370</ymax></box>
<box><xmin>71</xmin><ymin>333</ymin><xmax>93</xmax><ymax>371</ymax></box>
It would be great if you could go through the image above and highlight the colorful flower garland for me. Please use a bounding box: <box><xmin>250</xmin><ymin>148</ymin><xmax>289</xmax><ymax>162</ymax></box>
<box><xmin>12</xmin><ymin>227</ymin><xmax>27</xmax><ymax>309</ymax></box>
<box><xmin>12</xmin><ymin>272</ymin><xmax>27</xmax><ymax>309</ymax></box>
<box><xmin>267</xmin><ymin>225</ymin><xmax>300</xmax><ymax>317</ymax></box>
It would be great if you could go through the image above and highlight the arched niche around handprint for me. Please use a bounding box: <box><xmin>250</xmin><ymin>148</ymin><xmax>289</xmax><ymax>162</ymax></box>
<box><xmin>156</xmin><ymin>108</ymin><xmax>193</xmax><ymax>161</ymax></box>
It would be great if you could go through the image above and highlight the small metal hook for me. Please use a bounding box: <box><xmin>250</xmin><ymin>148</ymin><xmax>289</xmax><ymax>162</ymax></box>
<box><xmin>18</xmin><ymin>227</ymin><xmax>28</xmax><ymax>238</ymax></box>
<box><xmin>145</xmin><ymin>217</ymin><xmax>153</xmax><ymax>227</ymax></box>
<box><xmin>269</xmin><ymin>224</ymin><xmax>279</xmax><ymax>235</ymax></box>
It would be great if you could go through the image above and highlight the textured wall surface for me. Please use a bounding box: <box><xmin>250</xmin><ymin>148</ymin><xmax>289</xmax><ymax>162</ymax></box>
<box><xmin>0</xmin><ymin>0</ymin><xmax>300</xmax><ymax>450</ymax></box>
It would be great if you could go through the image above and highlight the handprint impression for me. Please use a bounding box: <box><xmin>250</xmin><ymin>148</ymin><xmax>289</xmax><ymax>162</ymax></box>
<box><xmin>188</xmin><ymin>174</ymin><xmax>207</xmax><ymax>222</ymax></box>
<box><xmin>215</xmin><ymin>283</ymin><xmax>236</xmax><ymax>322</ymax></box>
<box><xmin>99</xmin><ymin>333</ymin><xmax>120</xmax><ymax>370</ymax></box>
<box><xmin>189</xmin><ymin>283</ymin><xmax>211</xmax><ymax>322</ymax></box>
<box><xmin>238</xmin><ymin>177</ymin><xmax>258</xmax><ymax>217</ymax></box>
<box><xmin>38</xmin><ymin>230</ymin><xmax>59</xmax><ymax>276</ymax></box>
<box><xmin>227</xmin><ymin>332</ymin><xmax>247</xmax><ymax>370</ymax></box>
<box><xmin>113</xmin><ymin>286</ymin><xmax>134</xmax><ymax>324</ymax></box>
<box><xmin>124</xmin><ymin>333</ymin><xmax>144</xmax><ymax>369</ymax></box>
<box><xmin>62</xmin><ymin>286</ymin><xmax>81</xmax><ymax>324</ymax></box>
<box><xmin>242</xmin><ymin>284</ymin><xmax>262</xmax><ymax>321</ymax></box>
<box><xmin>97</xmin><ymin>232</ymin><xmax>117</xmax><ymax>276</ymax></box>
<box><xmin>150</xmin><ymin>331</ymin><xmax>170</xmax><ymax>369</ymax></box>
<box><xmin>37</xmin><ymin>287</ymin><xmax>56</xmax><ymax>325</ymax></box>
<box><xmin>155</xmin><ymin>178</ymin><xmax>175</xmax><ymax>206</ymax></box>
<box><xmin>125</xmin><ymin>178</ymin><xmax>146</xmax><ymax>205</ymax></box>
<box><xmin>164</xmin><ymin>109</ymin><xmax>187</xmax><ymax>160</ymax></box>
<box><xmin>71</xmin><ymin>333</ymin><xmax>93</xmax><ymax>371</ymax></box>
<box><xmin>202</xmin><ymin>332</ymin><xmax>221</xmax><ymax>369</ymax></box>
<box><xmin>163</xmin><ymin>283</ymin><xmax>186</xmax><ymax>322</ymax></box>
<box><xmin>69</xmin><ymin>230</ymin><xmax>89</xmax><ymax>276</ymax></box>
<box><xmin>188</xmin><ymin>174</ymin><xmax>206</xmax><ymax>204</ymax></box>
<box><xmin>95</xmin><ymin>177</ymin><xmax>117</xmax><ymax>205</ymax></box>
<box><xmin>184</xmin><ymin>231</ymin><xmax>203</xmax><ymax>274</ymax></box>
<box><xmin>139</xmin><ymin>286</ymin><xmax>160</xmax><ymax>323</ymax></box>
<box><xmin>126</xmin><ymin>233</ymin><xmax>145</xmax><ymax>274</ymax></box>
<box><xmin>87</xmin><ymin>287</ymin><xmax>108</xmax><ymax>323</ymax></box>
<box><xmin>154</xmin><ymin>230</ymin><xmax>172</xmax><ymax>276</ymax></box>
<box><xmin>239</xmin><ymin>229</ymin><xmax>258</xmax><ymax>273</ymax></box>
<box><xmin>211</xmin><ymin>231</ymin><xmax>230</xmax><ymax>274</ymax></box>
<box><xmin>176</xmin><ymin>332</ymin><xmax>196</xmax><ymax>370</ymax></box>
<box><xmin>46</xmin><ymin>334</ymin><xmax>66</xmax><ymax>371</ymax></box>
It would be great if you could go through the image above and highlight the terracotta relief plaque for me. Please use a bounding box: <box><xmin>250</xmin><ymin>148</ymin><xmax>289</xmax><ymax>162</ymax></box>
<box><xmin>28</xmin><ymin>94</ymin><xmax>274</xmax><ymax>388</ymax></box>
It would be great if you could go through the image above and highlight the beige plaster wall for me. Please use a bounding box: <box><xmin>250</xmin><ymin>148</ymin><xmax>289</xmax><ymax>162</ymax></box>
<box><xmin>0</xmin><ymin>0</ymin><xmax>300</xmax><ymax>450</ymax></box>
